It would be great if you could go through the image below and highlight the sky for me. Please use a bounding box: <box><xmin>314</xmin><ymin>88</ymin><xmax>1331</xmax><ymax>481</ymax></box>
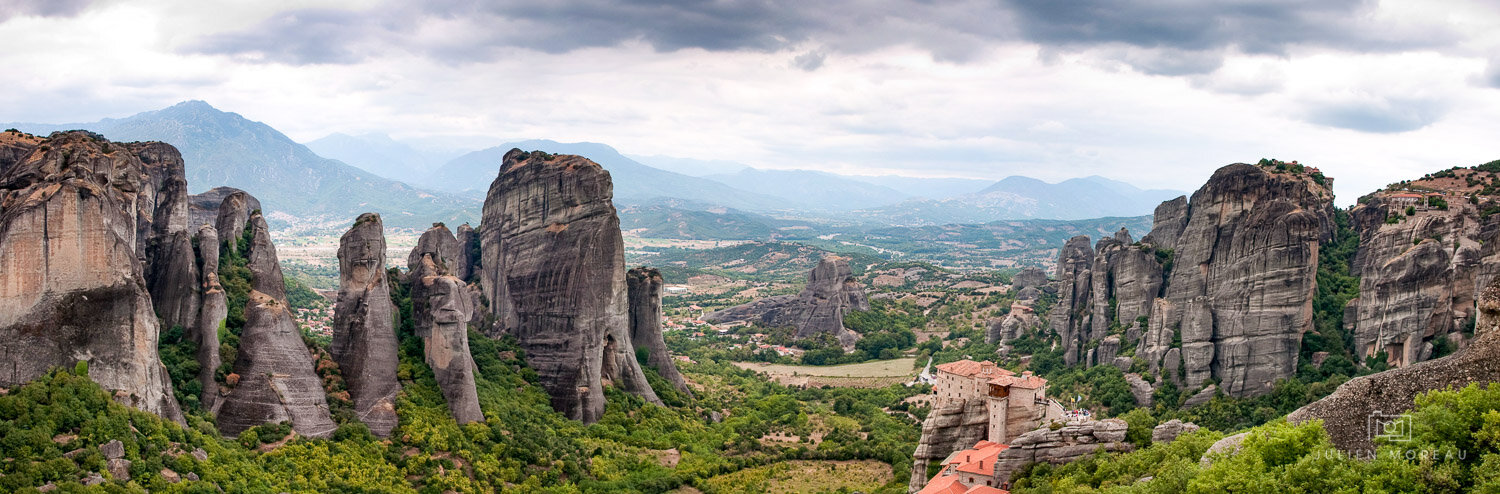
<box><xmin>2</xmin><ymin>0</ymin><xmax>1498</xmax><ymax>204</ymax></box>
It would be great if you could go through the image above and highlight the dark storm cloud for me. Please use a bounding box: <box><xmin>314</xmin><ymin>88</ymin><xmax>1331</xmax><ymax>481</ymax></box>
<box><xmin>1303</xmin><ymin>97</ymin><xmax>1448</xmax><ymax>133</ymax></box>
<box><xmin>187</xmin><ymin>0</ymin><xmax>1453</xmax><ymax>69</ymax></box>
<box><xmin>0</xmin><ymin>0</ymin><xmax>92</xmax><ymax>22</ymax></box>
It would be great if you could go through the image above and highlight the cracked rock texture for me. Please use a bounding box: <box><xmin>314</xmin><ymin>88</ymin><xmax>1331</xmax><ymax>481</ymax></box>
<box><xmin>479</xmin><ymin>149</ymin><xmax>659</xmax><ymax>423</ymax></box>
<box><xmin>331</xmin><ymin>213</ymin><xmax>400</xmax><ymax>436</ymax></box>
<box><xmin>0</xmin><ymin>130</ymin><xmax>184</xmax><ymax>423</ymax></box>
<box><xmin>411</xmin><ymin>223</ymin><xmax>483</xmax><ymax>424</ymax></box>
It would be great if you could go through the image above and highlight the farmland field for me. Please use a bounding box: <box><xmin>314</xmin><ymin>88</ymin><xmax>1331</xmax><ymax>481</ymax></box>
<box><xmin>732</xmin><ymin>358</ymin><xmax>918</xmax><ymax>388</ymax></box>
<box><xmin>691</xmin><ymin>460</ymin><xmax>895</xmax><ymax>494</ymax></box>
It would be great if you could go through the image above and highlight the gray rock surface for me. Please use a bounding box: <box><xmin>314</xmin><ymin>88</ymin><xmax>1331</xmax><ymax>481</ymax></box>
<box><xmin>479</xmin><ymin>149</ymin><xmax>658</xmax><ymax>423</ymax></box>
<box><xmin>991</xmin><ymin>419</ymin><xmax>1132</xmax><ymax>485</ymax></box>
<box><xmin>331</xmin><ymin>213</ymin><xmax>401</xmax><ymax>436</ymax></box>
<box><xmin>1125</xmin><ymin>373</ymin><xmax>1153</xmax><ymax>407</ymax></box>
<box><xmin>907</xmin><ymin>399</ymin><xmax>992</xmax><ymax>493</ymax></box>
<box><xmin>193</xmin><ymin>223</ymin><xmax>226</xmax><ymax>411</ymax></box>
<box><xmin>1049</xmin><ymin>235</ymin><xmax>1095</xmax><ymax>366</ymax></box>
<box><xmin>1287</xmin><ymin>274</ymin><xmax>1500</xmax><ymax>452</ymax></box>
<box><xmin>1012</xmin><ymin>267</ymin><xmax>1049</xmax><ymax>290</ymax></box>
<box><xmin>454</xmin><ymin>223</ymin><xmax>479</xmax><ymax>283</ymax></box>
<box><xmin>704</xmin><ymin>256</ymin><xmax>870</xmax><ymax>347</ymax></box>
<box><xmin>411</xmin><ymin>223</ymin><xmax>484</xmax><ymax>424</ymax></box>
<box><xmin>1140</xmin><ymin>195</ymin><xmax>1188</xmax><ymax>250</ymax></box>
<box><xmin>189</xmin><ymin>187</ymin><xmax>259</xmax><ymax>233</ymax></box>
<box><xmin>1183</xmin><ymin>384</ymin><xmax>1218</xmax><ymax>408</ymax></box>
<box><xmin>408</xmin><ymin>223</ymin><xmax>462</xmax><ymax>278</ymax></box>
<box><xmin>627</xmin><ymin>267</ymin><xmax>691</xmax><ymax>395</ymax></box>
<box><xmin>1151</xmin><ymin>419</ymin><xmax>1199</xmax><ymax>445</ymax></box>
<box><xmin>1199</xmin><ymin>432</ymin><xmax>1249</xmax><ymax>467</ymax></box>
<box><xmin>0</xmin><ymin>131</ymin><xmax>184</xmax><ymax>423</ymax></box>
<box><xmin>216</xmin><ymin>212</ymin><xmax>336</xmax><ymax>438</ymax></box>
<box><xmin>214</xmin><ymin>190</ymin><xmax>256</xmax><ymax>256</ymax></box>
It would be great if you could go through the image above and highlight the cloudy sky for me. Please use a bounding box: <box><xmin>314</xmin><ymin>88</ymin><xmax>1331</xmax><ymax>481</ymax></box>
<box><xmin>2</xmin><ymin>0</ymin><xmax>1498</xmax><ymax>202</ymax></box>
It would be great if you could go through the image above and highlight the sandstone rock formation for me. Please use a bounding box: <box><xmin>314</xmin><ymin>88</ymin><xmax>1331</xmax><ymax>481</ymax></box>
<box><xmin>188</xmin><ymin>187</ymin><xmax>259</xmax><ymax>234</ymax></box>
<box><xmin>990</xmin><ymin>419</ymin><xmax>1131</xmax><ymax>486</ymax></box>
<box><xmin>704</xmin><ymin>256</ymin><xmax>870</xmax><ymax>347</ymax></box>
<box><xmin>627</xmin><ymin>267</ymin><xmax>691</xmax><ymax>395</ymax></box>
<box><xmin>1011</xmin><ymin>267</ymin><xmax>1049</xmax><ymax>291</ymax></box>
<box><xmin>1041</xmin><ymin>163</ymin><xmax>1335</xmax><ymax>398</ymax></box>
<box><xmin>1287</xmin><ymin>274</ymin><xmax>1500</xmax><ymax>452</ymax></box>
<box><xmin>216</xmin><ymin>212</ymin><xmax>336</xmax><ymax>438</ymax></box>
<box><xmin>907</xmin><ymin>399</ymin><xmax>992</xmax><ymax>493</ymax></box>
<box><xmin>455</xmin><ymin>223</ymin><xmax>478</xmax><ymax>282</ymax></box>
<box><xmin>331</xmin><ymin>213</ymin><xmax>401</xmax><ymax>436</ymax></box>
<box><xmin>214</xmin><ymin>190</ymin><xmax>256</xmax><ymax>255</ymax></box>
<box><xmin>192</xmin><ymin>223</ymin><xmax>226</xmax><ymax>410</ymax></box>
<box><xmin>1151</xmin><ymin>419</ymin><xmax>1199</xmax><ymax>445</ymax></box>
<box><xmin>987</xmin><ymin>303</ymin><xmax>1041</xmax><ymax>345</ymax></box>
<box><xmin>408</xmin><ymin>223</ymin><xmax>463</xmax><ymax>278</ymax></box>
<box><xmin>1345</xmin><ymin>184</ymin><xmax>1488</xmax><ymax>368</ymax></box>
<box><xmin>479</xmin><ymin>149</ymin><xmax>660</xmax><ymax>422</ymax></box>
<box><xmin>411</xmin><ymin>223</ymin><xmax>484</xmax><ymax>425</ymax></box>
<box><xmin>0</xmin><ymin>131</ymin><xmax>184</xmax><ymax>422</ymax></box>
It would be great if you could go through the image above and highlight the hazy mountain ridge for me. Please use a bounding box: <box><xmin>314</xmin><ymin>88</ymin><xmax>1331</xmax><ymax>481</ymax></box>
<box><xmin>5</xmin><ymin>101</ymin><xmax>479</xmax><ymax>229</ymax></box>
<box><xmin>855</xmin><ymin>174</ymin><xmax>1184</xmax><ymax>224</ymax></box>
<box><xmin>304</xmin><ymin>132</ymin><xmax>463</xmax><ymax>185</ymax></box>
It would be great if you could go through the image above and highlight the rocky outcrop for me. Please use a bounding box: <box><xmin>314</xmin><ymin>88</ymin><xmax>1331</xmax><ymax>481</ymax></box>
<box><xmin>988</xmin><ymin>303</ymin><xmax>1041</xmax><ymax>345</ymax></box>
<box><xmin>214</xmin><ymin>190</ymin><xmax>256</xmax><ymax>255</ymax></box>
<box><xmin>1346</xmin><ymin>192</ymin><xmax>1484</xmax><ymax>368</ymax></box>
<box><xmin>479</xmin><ymin>149</ymin><xmax>660</xmax><ymax>423</ymax></box>
<box><xmin>907</xmin><ymin>399</ymin><xmax>992</xmax><ymax>493</ymax></box>
<box><xmin>0</xmin><ymin>131</ymin><xmax>184</xmax><ymax>422</ymax></box>
<box><xmin>188</xmin><ymin>187</ymin><xmax>259</xmax><ymax>233</ymax></box>
<box><xmin>411</xmin><ymin>223</ymin><xmax>483</xmax><ymax>424</ymax></box>
<box><xmin>991</xmin><ymin>419</ymin><xmax>1131</xmax><ymax>485</ymax></box>
<box><xmin>704</xmin><ymin>256</ymin><xmax>870</xmax><ymax>347</ymax></box>
<box><xmin>193</xmin><ymin>223</ymin><xmax>226</xmax><ymax>410</ymax></box>
<box><xmin>216</xmin><ymin>212</ymin><xmax>336</xmax><ymax>438</ymax></box>
<box><xmin>1041</xmin><ymin>164</ymin><xmax>1334</xmax><ymax>398</ymax></box>
<box><xmin>455</xmin><ymin>223</ymin><xmax>478</xmax><ymax>283</ymax></box>
<box><xmin>1287</xmin><ymin>274</ymin><xmax>1500</xmax><ymax>452</ymax></box>
<box><xmin>331</xmin><ymin>213</ymin><xmax>400</xmax><ymax>436</ymax></box>
<box><xmin>1199</xmin><ymin>432</ymin><xmax>1248</xmax><ymax>467</ymax></box>
<box><xmin>1151</xmin><ymin>419</ymin><xmax>1199</xmax><ymax>444</ymax></box>
<box><xmin>1049</xmin><ymin>235</ymin><xmax>1094</xmax><ymax>366</ymax></box>
<box><xmin>1012</xmin><ymin>267</ymin><xmax>1048</xmax><ymax>290</ymax></box>
<box><xmin>627</xmin><ymin>267</ymin><xmax>691</xmax><ymax>395</ymax></box>
<box><xmin>1125</xmin><ymin>373</ymin><xmax>1153</xmax><ymax>407</ymax></box>
<box><xmin>408</xmin><ymin>223</ymin><xmax>463</xmax><ymax>278</ymax></box>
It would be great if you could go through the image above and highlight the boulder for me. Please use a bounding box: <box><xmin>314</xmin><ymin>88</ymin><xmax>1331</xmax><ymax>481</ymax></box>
<box><xmin>331</xmin><ymin>213</ymin><xmax>401</xmax><ymax>436</ymax></box>
<box><xmin>991</xmin><ymin>419</ymin><xmax>1132</xmax><ymax>485</ymax></box>
<box><xmin>1199</xmin><ymin>432</ymin><xmax>1249</xmax><ymax>467</ymax></box>
<box><xmin>100</xmin><ymin>439</ymin><xmax>124</xmax><ymax>460</ymax></box>
<box><xmin>1183</xmin><ymin>384</ymin><xmax>1218</xmax><ymax>408</ymax></box>
<box><xmin>0</xmin><ymin>131</ymin><xmax>184</xmax><ymax>423</ymax></box>
<box><xmin>1151</xmin><ymin>419</ymin><xmax>1199</xmax><ymax>445</ymax></box>
<box><xmin>216</xmin><ymin>212</ymin><xmax>336</xmax><ymax>438</ymax></box>
<box><xmin>1125</xmin><ymin>373</ymin><xmax>1153</xmax><ymax>407</ymax></box>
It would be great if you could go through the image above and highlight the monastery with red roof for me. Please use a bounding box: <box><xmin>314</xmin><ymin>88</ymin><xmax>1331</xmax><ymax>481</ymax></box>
<box><xmin>917</xmin><ymin>359</ymin><xmax>1065</xmax><ymax>493</ymax></box>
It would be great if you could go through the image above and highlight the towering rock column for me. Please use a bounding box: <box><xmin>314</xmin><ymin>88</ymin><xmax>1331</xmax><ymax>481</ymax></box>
<box><xmin>455</xmin><ymin>223</ymin><xmax>479</xmax><ymax>283</ymax></box>
<box><xmin>1049</xmin><ymin>235</ymin><xmax>1095</xmax><ymax>366</ymax></box>
<box><xmin>216</xmin><ymin>211</ymin><xmax>337</xmax><ymax>438</ymax></box>
<box><xmin>627</xmin><ymin>267</ymin><xmax>691</xmax><ymax>396</ymax></box>
<box><xmin>331</xmin><ymin>213</ymin><xmax>401</xmax><ymax>436</ymax></box>
<box><xmin>193</xmin><ymin>223</ymin><xmax>226</xmax><ymax>410</ymax></box>
<box><xmin>410</xmin><ymin>224</ymin><xmax>483</xmax><ymax>424</ymax></box>
<box><xmin>0</xmin><ymin>131</ymin><xmax>184</xmax><ymax>423</ymax></box>
<box><xmin>480</xmin><ymin>149</ymin><xmax>660</xmax><ymax>423</ymax></box>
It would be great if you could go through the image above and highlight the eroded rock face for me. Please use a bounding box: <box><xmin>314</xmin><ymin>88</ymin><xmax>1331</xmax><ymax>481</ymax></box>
<box><xmin>907</xmin><ymin>399</ymin><xmax>992</xmax><ymax>493</ymax></box>
<box><xmin>1346</xmin><ymin>195</ymin><xmax>1484</xmax><ymax>368</ymax></box>
<box><xmin>188</xmin><ymin>187</ymin><xmax>259</xmax><ymax>235</ymax></box>
<box><xmin>455</xmin><ymin>223</ymin><xmax>478</xmax><ymax>283</ymax></box>
<box><xmin>1151</xmin><ymin>419</ymin><xmax>1199</xmax><ymax>445</ymax></box>
<box><xmin>1011</xmin><ymin>267</ymin><xmax>1049</xmax><ymax>291</ymax></box>
<box><xmin>331</xmin><ymin>213</ymin><xmax>400</xmax><ymax>436</ymax></box>
<box><xmin>193</xmin><ymin>224</ymin><xmax>226</xmax><ymax>411</ymax></box>
<box><xmin>216</xmin><ymin>213</ymin><xmax>336</xmax><ymax>438</ymax></box>
<box><xmin>704</xmin><ymin>256</ymin><xmax>870</xmax><ymax>347</ymax></box>
<box><xmin>479</xmin><ymin>149</ymin><xmax>659</xmax><ymax>422</ymax></box>
<box><xmin>1287</xmin><ymin>275</ymin><xmax>1500</xmax><ymax>452</ymax></box>
<box><xmin>214</xmin><ymin>191</ymin><xmax>256</xmax><ymax>256</ymax></box>
<box><xmin>411</xmin><ymin>249</ymin><xmax>483</xmax><ymax>425</ymax></box>
<box><xmin>1044</xmin><ymin>164</ymin><xmax>1334</xmax><ymax>398</ymax></box>
<box><xmin>0</xmin><ymin>131</ymin><xmax>184</xmax><ymax>423</ymax></box>
<box><xmin>627</xmin><ymin>267</ymin><xmax>691</xmax><ymax>395</ymax></box>
<box><xmin>990</xmin><ymin>419</ymin><xmax>1131</xmax><ymax>487</ymax></box>
<box><xmin>408</xmin><ymin>223</ymin><xmax>462</xmax><ymax>278</ymax></box>
<box><xmin>1049</xmin><ymin>235</ymin><xmax>1095</xmax><ymax>366</ymax></box>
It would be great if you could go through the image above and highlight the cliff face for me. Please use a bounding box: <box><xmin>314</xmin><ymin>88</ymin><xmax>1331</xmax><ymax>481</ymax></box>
<box><xmin>193</xmin><ymin>223</ymin><xmax>226</xmax><ymax>411</ymax></box>
<box><xmin>1345</xmin><ymin>181</ymin><xmax>1490</xmax><ymax>368</ymax></box>
<box><xmin>0</xmin><ymin>131</ymin><xmax>184</xmax><ymax>423</ymax></box>
<box><xmin>410</xmin><ymin>223</ymin><xmax>483</xmax><ymax>424</ymax></box>
<box><xmin>331</xmin><ymin>213</ymin><xmax>401</xmax><ymax>436</ymax></box>
<box><xmin>990</xmin><ymin>419</ymin><xmax>1131</xmax><ymax>484</ymax></box>
<box><xmin>907</xmin><ymin>399</ymin><xmax>992</xmax><ymax>493</ymax></box>
<box><xmin>627</xmin><ymin>267</ymin><xmax>691</xmax><ymax>395</ymax></box>
<box><xmin>702</xmin><ymin>256</ymin><xmax>870</xmax><ymax>347</ymax></box>
<box><xmin>1039</xmin><ymin>163</ymin><xmax>1335</xmax><ymax>398</ymax></box>
<box><xmin>1288</xmin><ymin>272</ymin><xmax>1500</xmax><ymax>452</ymax></box>
<box><xmin>455</xmin><ymin>223</ymin><xmax>478</xmax><ymax>283</ymax></box>
<box><xmin>479</xmin><ymin>149</ymin><xmax>659</xmax><ymax>423</ymax></box>
<box><xmin>216</xmin><ymin>212</ymin><xmax>336</xmax><ymax>438</ymax></box>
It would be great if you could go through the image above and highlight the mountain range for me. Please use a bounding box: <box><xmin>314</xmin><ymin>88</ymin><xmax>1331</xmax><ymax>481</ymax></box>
<box><xmin>7</xmin><ymin>101</ymin><xmax>1183</xmax><ymax>230</ymax></box>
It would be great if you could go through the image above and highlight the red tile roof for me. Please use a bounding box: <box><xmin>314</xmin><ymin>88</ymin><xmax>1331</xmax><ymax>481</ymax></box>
<box><xmin>935</xmin><ymin>360</ymin><xmax>1015</xmax><ymax>378</ymax></box>
<box><xmin>987</xmin><ymin>374</ymin><xmax>1047</xmax><ymax>390</ymax></box>
<box><xmin>917</xmin><ymin>475</ymin><xmax>969</xmax><ymax>494</ymax></box>
<box><xmin>965</xmin><ymin>486</ymin><xmax>1009</xmax><ymax>494</ymax></box>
